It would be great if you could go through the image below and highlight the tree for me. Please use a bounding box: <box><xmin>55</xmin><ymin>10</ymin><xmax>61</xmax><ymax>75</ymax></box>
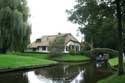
<box><xmin>48</xmin><ymin>36</ymin><xmax>65</xmax><ymax>58</ymax></box>
<box><xmin>67</xmin><ymin>0</ymin><xmax>125</xmax><ymax>75</ymax></box>
<box><xmin>116</xmin><ymin>0</ymin><xmax>123</xmax><ymax>75</ymax></box>
<box><xmin>66</xmin><ymin>0</ymin><xmax>119</xmax><ymax>59</ymax></box>
<box><xmin>0</xmin><ymin>0</ymin><xmax>31</xmax><ymax>53</ymax></box>
<box><xmin>67</xmin><ymin>0</ymin><xmax>119</xmax><ymax>49</ymax></box>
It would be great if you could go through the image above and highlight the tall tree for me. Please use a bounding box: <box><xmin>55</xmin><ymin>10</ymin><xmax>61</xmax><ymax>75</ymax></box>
<box><xmin>116</xmin><ymin>0</ymin><xmax>123</xmax><ymax>75</ymax></box>
<box><xmin>0</xmin><ymin>0</ymin><xmax>31</xmax><ymax>53</ymax></box>
<box><xmin>67</xmin><ymin>0</ymin><xmax>125</xmax><ymax>75</ymax></box>
<box><xmin>66</xmin><ymin>0</ymin><xmax>119</xmax><ymax>50</ymax></box>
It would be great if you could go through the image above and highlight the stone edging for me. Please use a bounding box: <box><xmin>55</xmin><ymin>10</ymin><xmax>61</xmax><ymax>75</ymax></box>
<box><xmin>0</xmin><ymin>64</ymin><xmax>58</xmax><ymax>73</ymax></box>
<box><xmin>53</xmin><ymin>59</ymin><xmax>90</xmax><ymax>62</ymax></box>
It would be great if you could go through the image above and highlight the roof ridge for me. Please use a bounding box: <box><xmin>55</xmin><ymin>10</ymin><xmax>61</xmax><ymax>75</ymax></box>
<box><xmin>40</xmin><ymin>33</ymin><xmax>71</xmax><ymax>38</ymax></box>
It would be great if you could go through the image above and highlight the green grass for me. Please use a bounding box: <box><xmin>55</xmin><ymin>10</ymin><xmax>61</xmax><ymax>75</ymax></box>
<box><xmin>10</xmin><ymin>52</ymin><xmax>49</xmax><ymax>59</ymax></box>
<box><xmin>0</xmin><ymin>53</ymin><xmax>89</xmax><ymax>69</ymax></box>
<box><xmin>0</xmin><ymin>54</ymin><xmax>57</xmax><ymax>68</ymax></box>
<box><xmin>109</xmin><ymin>57</ymin><xmax>125</xmax><ymax>66</ymax></box>
<box><xmin>109</xmin><ymin>58</ymin><xmax>119</xmax><ymax>66</ymax></box>
<box><xmin>53</xmin><ymin>54</ymin><xmax>90</xmax><ymax>61</ymax></box>
<box><xmin>10</xmin><ymin>53</ymin><xmax>90</xmax><ymax>61</ymax></box>
<box><xmin>98</xmin><ymin>74</ymin><xmax>125</xmax><ymax>83</ymax></box>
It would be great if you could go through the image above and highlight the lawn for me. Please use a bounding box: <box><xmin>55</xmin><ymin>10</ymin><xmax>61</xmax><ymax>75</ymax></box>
<box><xmin>10</xmin><ymin>52</ymin><xmax>49</xmax><ymax>59</ymax></box>
<box><xmin>98</xmin><ymin>74</ymin><xmax>125</xmax><ymax>83</ymax></box>
<box><xmin>0</xmin><ymin>53</ymin><xmax>89</xmax><ymax>69</ymax></box>
<box><xmin>0</xmin><ymin>54</ymin><xmax>57</xmax><ymax>68</ymax></box>
<box><xmin>53</xmin><ymin>54</ymin><xmax>90</xmax><ymax>61</ymax></box>
<box><xmin>109</xmin><ymin>57</ymin><xmax>125</xmax><ymax>66</ymax></box>
<box><xmin>15</xmin><ymin>53</ymin><xmax>90</xmax><ymax>61</ymax></box>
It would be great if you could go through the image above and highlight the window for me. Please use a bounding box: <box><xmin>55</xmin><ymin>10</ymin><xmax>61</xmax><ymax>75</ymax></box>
<box><xmin>69</xmin><ymin>45</ymin><xmax>74</xmax><ymax>50</ymax></box>
<box><xmin>69</xmin><ymin>45</ymin><xmax>72</xmax><ymax>50</ymax></box>
<box><xmin>42</xmin><ymin>46</ymin><xmax>46</xmax><ymax>51</ymax></box>
<box><xmin>33</xmin><ymin>48</ymin><xmax>36</xmax><ymax>51</ymax></box>
<box><xmin>76</xmin><ymin>46</ymin><xmax>79</xmax><ymax>52</ymax></box>
<box><xmin>66</xmin><ymin>46</ymin><xmax>69</xmax><ymax>51</ymax></box>
<box><xmin>72</xmin><ymin>45</ymin><xmax>74</xmax><ymax>49</ymax></box>
<box><xmin>36</xmin><ymin>39</ymin><xmax>41</xmax><ymax>43</ymax></box>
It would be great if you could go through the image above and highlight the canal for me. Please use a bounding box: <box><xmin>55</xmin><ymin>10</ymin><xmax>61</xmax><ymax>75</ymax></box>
<box><xmin>0</xmin><ymin>62</ymin><xmax>112</xmax><ymax>83</ymax></box>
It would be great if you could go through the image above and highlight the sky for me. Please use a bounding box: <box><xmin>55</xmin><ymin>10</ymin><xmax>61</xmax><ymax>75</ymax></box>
<box><xmin>28</xmin><ymin>0</ymin><xmax>82</xmax><ymax>42</ymax></box>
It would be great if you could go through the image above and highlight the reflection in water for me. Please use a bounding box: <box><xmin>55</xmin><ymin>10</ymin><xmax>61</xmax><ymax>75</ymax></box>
<box><xmin>70</xmin><ymin>70</ymin><xmax>85</xmax><ymax>83</ymax></box>
<box><xmin>26</xmin><ymin>70</ymin><xmax>85</xmax><ymax>83</ymax></box>
<box><xmin>0</xmin><ymin>62</ymin><xmax>112</xmax><ymax>83</ymax></box>
<box><xmin>26</xmin><ymin>71</ymin><xmax>53</xmax><ymax>83</ymax></box>
<box><xmin>63</xmin><ymin>65</ymin><xmax>69</xmax><ymax>73</ymax></box>
<box><xmin>0</xmin><ymin>71</ymin><xmax>28</xmax><ymax>83</ymax></box>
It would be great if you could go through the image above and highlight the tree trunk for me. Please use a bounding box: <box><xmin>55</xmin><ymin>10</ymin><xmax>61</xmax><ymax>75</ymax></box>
<box><xmin>1</xmin><ymin>48</ymin><xmax>7</xmax><ymax>54</ymax></box>
<box><xmin>91</xmin><ymin>35</ymin><xmax>95</xmax><ymax>59</ymax></box>
<box><xmin>116</xmin><ymin>0</ymin><xmax>124</xmax><ymax>75</ymax></box>
<box><xmin>0</xmin><ymin>39</ymin><xmax>8</xmax><ymax>54</ymax></box>
<box><xmin>0</xmin><ymin>44</ymin><xmax>8</xmax><ymax>54</ymax></box>
<box><xmin>0</xmin><ymin>48</ymin><xmax>7</xmax><ymax>54</ymax></box>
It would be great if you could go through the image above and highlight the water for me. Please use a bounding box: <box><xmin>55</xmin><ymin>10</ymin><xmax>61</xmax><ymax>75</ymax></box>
<box><xmin>0</xmin><ymin>62</ymin><xmax>112</xmax><ymax>83</ymax></box>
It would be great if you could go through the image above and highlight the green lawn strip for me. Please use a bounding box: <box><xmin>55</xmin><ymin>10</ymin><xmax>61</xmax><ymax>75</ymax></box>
<box><xmin>109</xmin><ymin>57</ymin><xmax>125</xmax><ymax>66</ymax></box>
<box><xmin>0</xmin><ymin>55</ymin><xmax>57</xmax><ymax>68</ymax></box>
<box><xmin>9</xmin><ymin>53</ymin><xmax>90</xmax><ymax>61</ymax></box>
<box><xmin>98</xmin><ymin>74</ymin><xmax>125</xmax><ymax>83</ymax></box>
<box><xmin>10</xmin><ymin>52</ymin><xmax>49</xmax><ymax>59</ymax></box>
<box><xmin>53</xmin><ymin>55</ymin><xmax>90</xmax><ymax>61</ymax></box>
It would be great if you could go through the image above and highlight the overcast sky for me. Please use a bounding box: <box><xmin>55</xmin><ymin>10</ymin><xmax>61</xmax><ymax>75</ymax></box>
<box><xmin>28</xmin><ymin>0</ymin><xmax>82</xmax><ymax>42</ymax></box>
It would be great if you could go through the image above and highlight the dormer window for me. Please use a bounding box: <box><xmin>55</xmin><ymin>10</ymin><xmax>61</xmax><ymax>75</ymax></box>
<box><xmin>36</xmin><ymin>39</ymin><xmax>41</xmax><ymax>43</ymax></box>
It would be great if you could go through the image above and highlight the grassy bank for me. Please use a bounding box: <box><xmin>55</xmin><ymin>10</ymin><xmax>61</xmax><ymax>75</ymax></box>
<box><xmin>13</xmin><ymin>53</ymin><xmax>90</xmax><ymax>61</ymax></box>
<box><xmin>0</xmin><ymin>53</ymin><xmax>90</xmax><ymax>69</ymax></box>
<box><xmin>53</xmin><ymin>54</ymin><xmax>90</xmax><ymax>61</ymax></box>
<box><xmin>98</xmin><ymin>57</ymin><xmax>125</xmax><ymax>83</ymax></box>
<box><xmin>0</xmin><ymin>54</ymin><xmax>57</xmax><ymax>69</ymax></box>
<box><xmin>98</xmin><ymin>74</ymin><xmax>125</xmax><ymax>83</ymax></box>
<box><xmin>109</xmin><ymin>58</ymin><xmax>119</xmax><ymax>66</ymax></box>
<box><xmin>10</xmin><ymin>53</ymin><xmax>49</xmax><ymax>59</ymax></box>
<box><xmin>109</xmin><ymin>57</ymin><xmax>125</xmax><ymax>66</ymax></box>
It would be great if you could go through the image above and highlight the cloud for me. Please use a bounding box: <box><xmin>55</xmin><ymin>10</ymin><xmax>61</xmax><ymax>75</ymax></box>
<box><xmin>28</xmin><ymin>0</ymin><xmax>81</xmax><ymax>42</ymax></box>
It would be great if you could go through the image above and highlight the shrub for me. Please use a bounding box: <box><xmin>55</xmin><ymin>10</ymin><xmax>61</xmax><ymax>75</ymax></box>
<box><xmin>69</xmin><ymin>49</ymin><xmax>77</xmax><ymax>55</ymax></box>
<box><xmin>48</xmin><ymin>36</ymin><xmax>64</xmax><ymax>58</ymax></box>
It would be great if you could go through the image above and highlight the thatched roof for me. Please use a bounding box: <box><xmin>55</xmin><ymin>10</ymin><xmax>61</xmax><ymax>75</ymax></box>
<box><xmin>28</xmin><ymin>33</ymin><xmax>79</xmax><ymax>48</ymax></box>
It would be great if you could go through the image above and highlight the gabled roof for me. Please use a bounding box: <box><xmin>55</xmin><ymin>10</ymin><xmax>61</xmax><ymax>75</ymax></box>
<box><xmin>28</xmin><ymin>33</ymin><xmax>79</xmax><ymax>48</ymax></box>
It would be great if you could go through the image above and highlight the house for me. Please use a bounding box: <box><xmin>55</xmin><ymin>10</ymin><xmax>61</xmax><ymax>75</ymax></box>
<box><xmin>26</xmin><ymin>33</ymin><xmax>80</xmax><ymax>53</ymax></box>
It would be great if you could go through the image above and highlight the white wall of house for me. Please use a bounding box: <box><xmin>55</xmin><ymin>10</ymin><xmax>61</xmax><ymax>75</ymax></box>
<box><xmin>38</xmin><ymin>46</ymin><xmax>49</xmax><ymax>53</ymax></box>
<box><xmin>25</xmin><ymin>47</ymin><xmax>49</xmax><ymax>53</ymax></box>
<box><xmin>26</xmin><ymin>41</ymin><xmax>80</xmax><ymax>53</ymax></box>
<box><xmin>64</xmin><ymin>41</ymin><xmax>80</xmax><ymax>53</ymax></box>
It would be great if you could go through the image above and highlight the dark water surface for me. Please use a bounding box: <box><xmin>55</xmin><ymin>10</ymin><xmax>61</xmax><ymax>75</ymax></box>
<box><xmin>0</xmin><ymin>62</ymin><xmax>112</xmax><ymax>83</ymax></box>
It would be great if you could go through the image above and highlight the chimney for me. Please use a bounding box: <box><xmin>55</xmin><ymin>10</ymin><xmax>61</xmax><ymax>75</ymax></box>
<box><xmin>58</xmin><ymin>32</ymin><xmax>61</xmax><ymax>35</ymax></box>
